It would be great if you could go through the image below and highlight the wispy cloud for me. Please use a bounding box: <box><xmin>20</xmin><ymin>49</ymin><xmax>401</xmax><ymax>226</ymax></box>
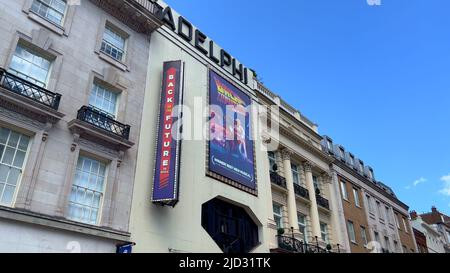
<box><xmin>405</xmin><ymin>177</ymin><xmax>427</xmax><ymax>190</ymax></box>
<box><xmin>439</xmin><ymin>174</ymin><xmax>450</xmax><ymax>196</ymax></box>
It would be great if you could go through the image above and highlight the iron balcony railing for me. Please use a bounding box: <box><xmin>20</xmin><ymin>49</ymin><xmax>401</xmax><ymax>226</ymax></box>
<box><xmin>270</xmin><ymin>171</ymin><xmax>287</xmax><ymax>188</ymax></box>
<box><xmin>316</xmin><ymin>194</ymin><xmax>330</xmax><ymax>210</ymax></box>
<box><xmin>77</xmin><ymin>106</ymin><xmax>131</xmax><ymax>140</ymax></box>
<box><xmin>294</xmin><ymin>184</ymin><xmax>309</xmax><ymax>199</ymax></box>
<box><xmin>0</xmin><ymin>68</ymin><xmax>61</xmax><ymax>110</ymax></box>
<box><xmin>276</xmin><ymin>235</ymin><xmax>331</xmax><ymax>253</ymax></box>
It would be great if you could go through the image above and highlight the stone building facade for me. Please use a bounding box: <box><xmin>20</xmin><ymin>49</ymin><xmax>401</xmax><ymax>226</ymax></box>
<box><xmin>0</xmin><ymin>0</ymin><xmax>161</xmax><ymax>252</ymax></box>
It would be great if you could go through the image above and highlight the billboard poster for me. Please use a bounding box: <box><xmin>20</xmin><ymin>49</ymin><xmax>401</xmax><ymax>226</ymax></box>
<box><xmin>208</xmin><ymin>70</ymin><xmax>256</xmax><ymax>191</ymax></box>
<box><xmin>152</xmin><ymin>61</ymin><xmax>184</xmax><ymax>206</ymax></box>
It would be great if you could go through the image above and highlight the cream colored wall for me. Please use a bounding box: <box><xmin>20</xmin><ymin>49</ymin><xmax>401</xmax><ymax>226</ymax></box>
<box><xmin>130</xmin><ymin>25</ymin><xmax>272</xmax><ymax>252</ymax></box>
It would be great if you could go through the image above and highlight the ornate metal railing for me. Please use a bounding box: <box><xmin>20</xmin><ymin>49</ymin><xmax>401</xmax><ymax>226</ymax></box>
<box><xmin>294</xmin><ymin>184</ymin><xmax>309</xmax><ymax>199</ymax></box>
<box><xmin>77</xmin><ymin>106</ymin><xmax>131</xmax><ymax>140</ymax></box>
<box><xmin>316</xmin><ymin>194</ymin><xmax>330</xmax><ymax>210</ymax></box>
<box><xmin>0</xmin><ymin>68</ymin><xmax>61</xmax><ymax>110</ymax></box>
<box><xmin>276</xmin><ymin>235</ymin><xmax>330</xmax><ymax>253</ymax></box>
<box><xmin>270</xmin><ymin>171</ymin><xmax>287</xmax><ymax>188</ymax></box>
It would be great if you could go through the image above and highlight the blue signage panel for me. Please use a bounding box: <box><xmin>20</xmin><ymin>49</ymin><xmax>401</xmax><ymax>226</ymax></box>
<box><xmin>208</xmin><ymin>70</ymin><xmax>256</xmax><ymax>190</ymax></box>
<box><xmin>152</xmin><ymin>61</ymin><xmax>184</xmax><ymax>206</ymax></box>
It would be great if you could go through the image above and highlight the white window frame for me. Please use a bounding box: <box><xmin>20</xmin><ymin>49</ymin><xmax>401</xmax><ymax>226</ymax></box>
<box><xmin>268</xmin><ymin>151</ymin><xmax>276</xmax><ymax>172</ymax></box>
<box><xmin>100</xmin><ymin>24</ymin><xmax>127</xmax><ymax>62</ymax></box>
<box><xmin>367</xmin><ymin>195</ymin><xmax>374</xmax><ymax>213</ymax></box>
<box><xmin>89</xmin><ymin>82</ymin><xmax>120</xmax><ymax>119</ymax></box>
<box><xmin>8</xmin><ymin>43</ymin><xmax>53</xmax><ymax>88</ymax></box>
<box><xmin>402</xmin><ymin>217</ymin><xmax>409</xmax><ymax>233</ymax></box>
<box><xmin>273</xmin><ymin>203</ymin><xmax>283</xmax><ymax>229</ymax></box>
<box><xmin>376</xmin><ymin>201</ymin><xmax>384</xmax><ymax>221</ymax></box>
<box><xmin>0</xmin><ymin>127</ymin><xmax>31</xmax><ymax>207</ymax></box>
<box><xmin>67</xmin><ymin>155</ymin><xmax>108</xmax><ymax>225</ymax></box>
<box><xmin>353</xmin><ymin>188</ymin><xmax>360</xmax><ymax>207</ymax></box>
<box><xmin>297</xmin><ymin>213</ymin><xmax>308</xmax><ymax>243</ymax></box>
<box><xmin>291</xmin><ymin>163</ymin><xmax>300</xmax><ymax>185</ymax></box>
<box><xmin>347</xmin><ymin>221</ymin><xmax>356</xmax><ymax>243</ymax></box>
<box><xmin>340</xmin><ymin>180</ymin><xmax>348</xmax><ymax>200</ymax></box>
<box><xmin>30</xmin><ymin>0</ymin><xmax>68</xmax><ymax>26</ymax></box>
<box><xmin>320</xmin><ymin>222</ymin><xmax>329</xmax><ymax>243</ymax></box>
<box><xmin>360</xmin><ymin>226</ymin><xmax>368</xmax><ymax>247</ymax></box>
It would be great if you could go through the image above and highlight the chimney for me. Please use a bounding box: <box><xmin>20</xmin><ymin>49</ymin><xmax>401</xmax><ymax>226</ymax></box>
<box><xmin>410</xmin><ymin>211</ymin><xmax>418</xmax><ymax>220</ymax></box>
<box><xmin>432</xmin><ymin>206</ymin><xmax>438</xmax><ymax>213</ymax></box>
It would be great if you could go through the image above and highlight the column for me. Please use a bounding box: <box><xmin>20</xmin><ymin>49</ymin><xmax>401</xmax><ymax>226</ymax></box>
<box><xmin>323</xmin><ymin>171</ymin><xmax>344</xmax><ymax>248</ymax></box>
<box><xmin>331</xmin><ymin>169</ymin><xmax>351</xmax><ymax>252</ymax></box>
<box><xmin>303</xmin><ymin>161</ymin><xmax>321</xmax><ymax>239</ymax></box>
<box><xmin>281</xmin><ymin>149</ymin><xmax>299</xmax><ymax>233</ymax></box>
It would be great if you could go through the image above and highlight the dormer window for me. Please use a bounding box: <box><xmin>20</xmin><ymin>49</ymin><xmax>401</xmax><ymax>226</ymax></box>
<box><xmin>358</xmin><ymin>160</ymin><xmax>364</xmax><ymax>173</ymax></box>
<box><xmin>349</xmin><ymin>154</ymin><xmax>355</xmax><ymax>166</ymax></box>
<box><xmin>339</xmin><ymin>147</ymin><xmax>345</xmax><ymax>160</ymax></box>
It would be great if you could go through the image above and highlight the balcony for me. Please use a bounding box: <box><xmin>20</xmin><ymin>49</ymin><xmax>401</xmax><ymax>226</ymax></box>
<box><xmin>294</xmin><ymin>184</ymin><xmax>309</xmax><ymax>200</ymax></box>
<box><xmin>270</xmin><ymin>171</ymin><xmax>287</xmax><ymax>189</ymax></box>
<box><xmin>275</xmin><ymin>235</ymin><xmax>331</xmax><ymax>253</ymax></box>
<box><xmin>68</xmin><ymin>106</ymin><xmax>134</xmax><ymax>151</ymax></box>
<box><xmin>89</xmin><ymin>0</ymin><xmax>163</xmax><ymax>34</ymax></box>
<box><xmin>0</xmin><ymin>68</ymin><xmax>64</xmax><ymax>124</ymax></box>
<box><xmin>316</xmin><ymin>194</ymin><xmax>330</xmax><ymax>210</ymax></box>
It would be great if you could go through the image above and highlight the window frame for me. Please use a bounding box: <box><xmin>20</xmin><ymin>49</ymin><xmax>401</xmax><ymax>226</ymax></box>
<box><xmin>8</xmin><ymin>43</ymin><xmax>54</xmax><ymax>88</ymax></box>
<box><xmin>0</xmin><ymin>127</ymin><xmax>32</xmax><ymax>207</ymax></box>
<box><xmin>29</xmin><ymin>0</ymin><xmax>68</xmax><ymax>27</ymax></box>
<box><xmin>320</xmin><ymin>222</ymin><xmax>329</xmax><ymax>243</ymax></box>
<box><xmin>353</xmin><ymin>187</ymin><xmax>360</xmax><ymax>207</ymax></box>
<box><xmin>340</xmin><ymin>180</ymin><xmax>348</xmax><ymax>200</ymax></box>
<box><xmin>67</xmin><ymin>153</ymin><xmax>109</xmax><ymax>226</ymax></box>
<box><xmin>268</xmin><ymin>151</ymin><xmax>276</xmax><ymax>172</ymax></box>
<box><xmin>347</xmin><ymin>220</ymin><xmax>357</xmax><ymax>244</ymax></box>
<box><xmin>291</xmin><ymin>163</ymin><xmax>300</xmax><ymax>185</ymax></box>
<box><xmin>297</xmin><ymin>212</ymin><xmax>308</xmax><ymax>243</ymax></box>
<box><xmin>360</xmin><ymin>226</ymin><xmax>368</xmax><ymax>247</ymax></box>
<box><xmin>273</xmin><ymin>203</ymin><xmax>283</xmax><ymax>229</ymax></box>
<box><xmin>100</xmin><ymin>24</ymin><xmax>128</xmax><ymax>63</ymax></box>
<box><xmin>89</xmin><ymin>81</ymin><xmax>121</xmax><ymax>119</ymax></box>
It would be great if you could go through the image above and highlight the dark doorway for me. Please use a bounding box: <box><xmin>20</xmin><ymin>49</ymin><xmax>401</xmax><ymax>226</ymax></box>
<box><xmin>202</xmin><ymin>198</ymin><xmax>259</xmax><ymax>253</ymax></box>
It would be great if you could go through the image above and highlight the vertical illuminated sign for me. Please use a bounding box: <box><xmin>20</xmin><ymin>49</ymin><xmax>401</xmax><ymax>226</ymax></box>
<box><xmin>152</xmin><ymin>61</ymin><xmax>184</xmax><ymax>206</ymax></box>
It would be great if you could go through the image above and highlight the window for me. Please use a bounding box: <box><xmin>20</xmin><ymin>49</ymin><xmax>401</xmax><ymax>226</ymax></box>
<box><xmin>89</xmin><ymin>83</ymin><xmax>119</xmax><ymax>118</ymax></box>
<box><xmin>367</xmin><ymin>195</ymin><xmax>374</xmax><ymax>213</ymax></box>
<box><xmin>347</xmin><ymin>221</ymin><xmax>356</xmax><ymax>243</ymax></box>
<box><xmin>339</xmin><ymin>147</ymin><xmax>345</xmax><ymax>159</ymax></box>
<box><xmin>358</xmin><ymin>160</ymin><xmax>364</xmax><ymax>173</ymax></box>
<box><xmin>376</xmin><ymin>201</ymin><xmax>383</xmax><ymax>220</ymax></box>
<box><xmin>313</xmin><ymin>175</ymin><xmax>320</xmax><ymax>193</ymax></box>
<box><xmin>402</xmin><ymin>245</ymin><xmax>407</xmax><ymax>253</ymax></box>
<box><xmin>0</xmin><ymin>127</ymin><xmax>30</xmax><ymax>206</ymax></box>
<box><xmin>402</xmin><ymin>217</ymin><xmax>409</xmax><ymax>233</ymax></box>
<box><xmin>393</xmin><ymin>240</ymin><xmax>399</xmax><ymax>252</ymax></box>
<box><xmin>360</xmin><ymin>226</ymin><xmax>368</xmax><ymax>246</ymax></box>
<box><xmin>30</xmin><ymin>0</ymin><xmax>67</xmax><ymax>26</ymax></box>
<box><xmin>384</xmin><ymin>236</ymin><xmax>390</xmax><ymax>251</ymax></box>
<box><xmin>326</xmin><ymin>140</ymin><xmax>332</xmax><ymax>151</ymax></box>
<box><xmin>268</xmin><ymin>152</ymin><xmax>276</xmax><ymax>172</ymax></box>
<box><xmin>353</xmin><ymin>188</ymin><xmax>360</xmax><ymax>207</ymax></box>
<box><xmin>340</xmin><ymin>180</ymin><xmax>348</xmax><ymax>200</ymax></box>
<box><xmin>9</xmin><ymin>44</ymin><xmax>52</xmax><ymax>88</ymax></box>
<box><xmin>273</xmin><ymin>203</ymin><xmax>283</xmax><ymax>229</ymax></box>
<box><xmin>368</xmin><ymin>168</ymin><xmax>374</xmax><ymax>180</ymax></box>
<box><xmin>297</xmin><ymin>213</ymin><xmax>308</xmax><ymax>243</ymax></box>
<box><xmin>291</xmin><ymin>163</ymin><xmax>300</xmax><ymax>185</ymax></box>
<box><xmin>101</xmin><ymin>25</ymin><xmax>126</xmax><ymax>62</ymax></box>
<box><xmin>385</xmin><ymin>206</ymin><xmax>392</xmax><ymax>224</ymax></box>
<box><xmin>68</xmin><ymin>155</ymin><xmax>107</xmax><ymax>225</ymax></box>
<box><xmin>394</xmin><ymin>213</ymin><xmax>400</xmax><ymax>229</ymax></box>
<box><xmin>320</xmin><ymin>222</ymin><xmax>329</xmax><ymax>243</ymax></box>
<box><xmin>349</xmin><ymin>154</ymin><xmax>355</xmax><ymax>166</ymax></box>
<box><xmin>374</xmin><ymin>232</ymin><xmax>380</xmax><ymax>244</ymax></box>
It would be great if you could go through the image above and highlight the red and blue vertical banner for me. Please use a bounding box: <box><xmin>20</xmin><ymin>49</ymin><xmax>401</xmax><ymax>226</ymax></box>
<box><xmin>152</xmin><ymin>61</ymin><xmax>184</xmax><ymax>206</ymax></box>
<box><xmin>208</xmin><ymin>70</ymin><xmax>256</xmax><ymax>191</ymax></box>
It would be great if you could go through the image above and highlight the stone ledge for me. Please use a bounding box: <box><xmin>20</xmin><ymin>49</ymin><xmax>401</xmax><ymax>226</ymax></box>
<box><xmin>0</xmin><ymin>206</ymin><xmax>131</xmax><ymax>243</ymax></box>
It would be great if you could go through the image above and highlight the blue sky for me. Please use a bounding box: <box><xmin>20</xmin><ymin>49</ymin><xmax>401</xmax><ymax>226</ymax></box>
<box><xmin>165</xmin><ymin>0</ymin><xmax>450</xmax><ymax>215</ymax></box>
